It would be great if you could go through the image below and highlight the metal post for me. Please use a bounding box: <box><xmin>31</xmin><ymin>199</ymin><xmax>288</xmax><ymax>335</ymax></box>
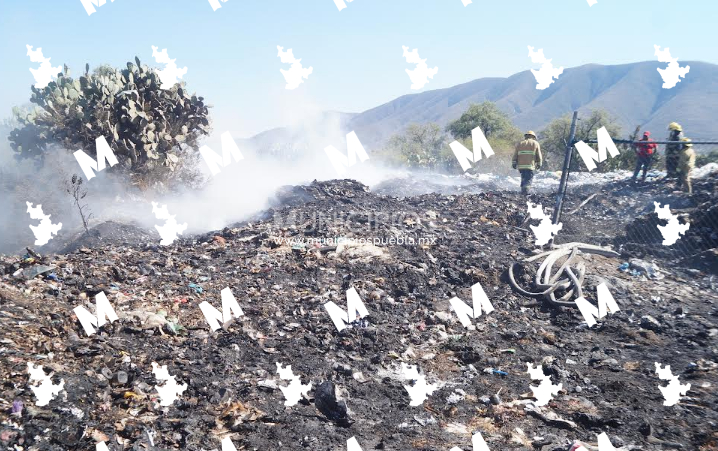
<box><xmin>551</xmin><ymin>111</ymin><xmax>579</xmax><ymax>233</ymax></box>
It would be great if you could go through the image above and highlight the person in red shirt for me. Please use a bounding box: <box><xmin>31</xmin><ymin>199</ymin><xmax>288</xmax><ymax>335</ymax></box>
<box><xmin>631</xmin><ymin>131</ymin><xmax>657</xmax><ymax>182</ymax></box>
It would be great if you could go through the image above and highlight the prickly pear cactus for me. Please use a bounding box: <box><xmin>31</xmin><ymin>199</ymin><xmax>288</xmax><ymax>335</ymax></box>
<box><xmin>10</xmin><ymin>58</ymin><xmax>211</xmax><ymax>187</ymax></box>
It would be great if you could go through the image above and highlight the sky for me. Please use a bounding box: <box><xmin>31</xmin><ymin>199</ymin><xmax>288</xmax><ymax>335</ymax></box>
<box><xmin>1</xmin><ymin>0</ymin><xmax>716</xmax><ymax>138</ymax></box>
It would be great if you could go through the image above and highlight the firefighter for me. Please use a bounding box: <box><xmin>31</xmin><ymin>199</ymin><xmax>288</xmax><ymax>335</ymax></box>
<box><xmin>676</xmin><ymin>138</ymin><xmax>696</xmax><ymax>194</ymax></box>
<box><xmin>665</xmin><ymin>122</ymin><xmax>684</xmax><ymax>180</ymax></box>
<box><xmin>631</xmin><ymin>131</ymin><xmax>657</xmax><ymax>183</ymax></box>
<box><xmin>512</xmin><ymin>130</ymin><xmax>543</xmax><ymax>195</ymax></box>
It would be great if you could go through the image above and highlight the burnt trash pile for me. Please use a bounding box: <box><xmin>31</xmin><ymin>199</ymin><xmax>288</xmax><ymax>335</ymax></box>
<box><xmin>1</xmin><ymin>178</ymin><xmax>717</xmax><ymax>450</ymax></box>
<box><xmin>555</xmin><ymin>168</ymin><xmax>718</xmax><ymax>271</ymax></box>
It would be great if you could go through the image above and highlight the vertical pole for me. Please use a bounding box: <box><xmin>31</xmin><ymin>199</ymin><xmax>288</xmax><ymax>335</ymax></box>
<box><xmin>550</xmin><ymin>111</ymin><xmax>579</xmax><ymax>243</ymax></box>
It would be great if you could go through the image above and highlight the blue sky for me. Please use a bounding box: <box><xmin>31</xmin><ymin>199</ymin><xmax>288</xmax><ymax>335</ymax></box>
<box><xmin>1</xmin><ymin>0</ymin><xmax>715</xmax><ymax>138</ymax></box>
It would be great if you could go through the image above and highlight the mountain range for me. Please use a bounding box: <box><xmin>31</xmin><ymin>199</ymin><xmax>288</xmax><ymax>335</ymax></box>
<box><xmin>246</xmin><ymin>60</ymin><xmax>718</xmax><ymax>151</ymax></box>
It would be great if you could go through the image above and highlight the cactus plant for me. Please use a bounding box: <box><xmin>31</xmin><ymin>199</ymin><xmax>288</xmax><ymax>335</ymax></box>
<box><xmin>9</xmin><ymin>58</ymin><xmax>211</xmax><ymax>188</ymax></box>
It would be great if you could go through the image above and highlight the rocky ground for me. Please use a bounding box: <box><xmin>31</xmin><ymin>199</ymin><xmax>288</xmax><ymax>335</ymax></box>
<box><xmin>1</xmin><ymin>172</ymin><xmax>717</xmax><ymax>451</ymax></box>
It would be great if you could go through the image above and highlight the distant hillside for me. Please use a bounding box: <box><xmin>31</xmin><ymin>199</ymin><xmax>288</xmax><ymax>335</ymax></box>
<box><xmin>243</xmin><ymin>111</ymin><xmax>356</xmax><ymax>156</ymax></box>
<box><xmin>348</xmin><ymin>61</ymin><xmax>718</xmax><ymax>146</ymax></box>
<box><xmin>247</xmin><ymin>61</ymin><xmax>718</xmax><ymax>151</ymax></box>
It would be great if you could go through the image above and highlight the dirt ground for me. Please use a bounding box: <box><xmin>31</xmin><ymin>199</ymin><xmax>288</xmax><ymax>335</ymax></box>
<box><xmin>1</xmin><ymin>174</ymin><xmax>717</xmax><ymax>450</ymax></box>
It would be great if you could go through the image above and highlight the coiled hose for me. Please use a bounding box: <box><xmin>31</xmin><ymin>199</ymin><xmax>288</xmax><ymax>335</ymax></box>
<box><xmin>508</xmin><ymin>243</ymin><xmax>620</xmax><ymax>308</ymax></box>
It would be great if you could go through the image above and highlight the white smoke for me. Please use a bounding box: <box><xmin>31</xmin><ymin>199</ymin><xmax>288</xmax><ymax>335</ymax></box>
<box><xmin>156</xmin><ymin>125</ymin><xmax>406</xmax><ymax>233</ymax></box>
<box><xmin>0</xmin><ymin>98</ymin><xmax>407</xmax><ymax>253</ymax></box>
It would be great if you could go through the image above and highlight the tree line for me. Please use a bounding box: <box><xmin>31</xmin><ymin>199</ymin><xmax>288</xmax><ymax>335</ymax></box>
<box><xmin>375</xmin><ymin>101</ymin><xmax>718</xmax><ymax>174</ymax></box>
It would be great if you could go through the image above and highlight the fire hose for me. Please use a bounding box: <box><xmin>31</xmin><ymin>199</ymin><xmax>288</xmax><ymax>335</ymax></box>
<box><xmin>508</xmin><ymin>243</ymin><xmax>620</xmax><ymax>308</ymax></box>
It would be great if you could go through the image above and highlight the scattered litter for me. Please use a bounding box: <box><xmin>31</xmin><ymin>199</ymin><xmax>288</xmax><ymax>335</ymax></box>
<box><xmin>483</xmin><ymin>368</ymin><xmax>508</xmax><ymax>376</ymax></box>
<box><xmin>11</xmin><ymin>400</ymin><xmax>23</xmax><ymax>416</ymax></box>
<box><xmin>629</xmin><ymin>259</ymin><xmax>663</xmax><ymax>280</ymax></box>
<box><xmin>0</xmin><ymin>177</ymin><xmax>716</xmax><ymax>449</ymax></box>
<box><xmin>18</xmin><ymin>265</ymin><xmax>56</xmax><ymax>280</ymax></box>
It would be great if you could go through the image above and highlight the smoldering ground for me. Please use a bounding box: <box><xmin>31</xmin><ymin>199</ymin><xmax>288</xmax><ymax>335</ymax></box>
<box><xmin>0</xmin><ymin>117</ymin><xmax>407</xmax><ymax>255</ymax></box>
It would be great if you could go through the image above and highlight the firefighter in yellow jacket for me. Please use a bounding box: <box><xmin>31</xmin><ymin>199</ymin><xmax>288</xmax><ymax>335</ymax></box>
<box><xmin>676</xmin><ymin>137</ymin><xmax>696</xmax><ymax>194</ymax></box>
<box><xmin>512</xmin><ymin>131</ymin><xmax>543</xmax><ymax>195</ymax></box>
<box><xmin>665</xmin><ymin>122</ymin><xmax>684</xmax><ymax>180</ymax></box>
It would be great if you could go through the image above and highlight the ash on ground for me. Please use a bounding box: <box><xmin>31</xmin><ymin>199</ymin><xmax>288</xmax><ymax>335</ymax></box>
<box><xmin>1</xmin><ymin>171</ymin><xmax>717</xmax><ymax>450</ymax></box>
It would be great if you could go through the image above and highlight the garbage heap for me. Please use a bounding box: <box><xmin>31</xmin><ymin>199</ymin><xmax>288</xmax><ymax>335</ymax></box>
<box><xmin>554</xmin><ymin>167</ymin><xmax>718</xmax><ymax>271</ymax></box>
<box><xmin>0</xmin><ymin>178</ymin><xmax>716</xmax><ymax>450</ymax></box>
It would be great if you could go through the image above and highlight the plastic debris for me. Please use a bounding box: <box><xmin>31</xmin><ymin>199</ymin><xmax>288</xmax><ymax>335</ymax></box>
<box><xmin>629</xmin><ymin>259</ymin><xmax>663</xmax><ymax>280</ymax></box>
<box><xmin>11</xmin><ymin>400</ymin><xmax>23</xmax><ymax>416</ymax></box>
<box><xmin>188</xmin><ymin>283</ymin><xmax>203</xmax><ymax>294</ymax></box>
<box><xmin>19</xmin><ymin>265</ymin><xmax>56</xmax><ymax>280</ymax></box>
<box><xmin>0</xmin><ymin>177</ymin><xmax>715</xmax><ymax>449</ymax></box>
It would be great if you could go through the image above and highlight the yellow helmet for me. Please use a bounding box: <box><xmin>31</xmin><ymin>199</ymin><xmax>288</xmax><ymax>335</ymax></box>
<box><xmin>681</xmin><ymin>137</ymin><xmax>693</xmax><ymax>147</ymax></box>
<box><xmin>668</xmin><ymin>122</ymin><xmax>682</xmax><ymax>131</ymax></box>
<box><xmin>524</xmin><ymin>130</ymin><xmax>536</xmax><ymax>138</ymax></box>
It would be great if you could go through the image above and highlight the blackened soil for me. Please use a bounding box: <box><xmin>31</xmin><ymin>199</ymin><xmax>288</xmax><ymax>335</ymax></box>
<box><xmin>1</xmin><ymin>177</ymin><xmax>717</xmax><ymax>451</ymax></box>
